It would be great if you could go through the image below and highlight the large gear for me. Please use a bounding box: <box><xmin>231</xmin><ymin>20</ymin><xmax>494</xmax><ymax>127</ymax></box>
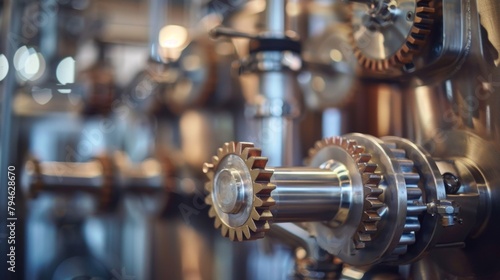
<box><xmin>203</xmin><ymin>142</ymin><xmax>276</xmax><ymax>241</ymax></box>
<box><xmin>307</xmin><ymin>137</ymin><xmax>384</xmax><ymax>249</ymax></box>
<box><xmin>348</xmin><ymin>0</ymin><xmax>436</xmax><ymax>71</ymax></box>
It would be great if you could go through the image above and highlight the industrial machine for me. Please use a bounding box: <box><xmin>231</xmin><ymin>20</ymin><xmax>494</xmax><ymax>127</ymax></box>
<box><xmin>0</xmin><ymin>0</ymin><xmax>499</xmax><ymax>279</ymax></box>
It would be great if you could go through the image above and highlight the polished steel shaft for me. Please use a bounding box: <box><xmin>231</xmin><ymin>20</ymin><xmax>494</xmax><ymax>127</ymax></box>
<box><xmin>270</xmin><ymin>167</ymin><xmax>343</xmax><ymax>222</ymax></box>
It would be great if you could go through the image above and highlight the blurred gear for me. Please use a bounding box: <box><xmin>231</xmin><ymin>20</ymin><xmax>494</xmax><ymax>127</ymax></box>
<box><xmin>349</xmin><ymin>0</ymin><xmax>435</xmax><ymax>71</ymax></box>
<box><xmin>203</xmin><ymin>142</ymin><xmax>276</xmax><ymax>241</ymax></box>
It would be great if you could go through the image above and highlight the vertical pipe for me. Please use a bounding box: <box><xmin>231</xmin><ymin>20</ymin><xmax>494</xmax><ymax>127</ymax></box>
<box><xmin>0</xmin><ymin>1</ymin><xmax>23</xmax><ymax>279</ymax></box>
<box><xmin>267</xmin><ymin>0</ymin><xmax>286</xmax><ymax>34</ymax></box>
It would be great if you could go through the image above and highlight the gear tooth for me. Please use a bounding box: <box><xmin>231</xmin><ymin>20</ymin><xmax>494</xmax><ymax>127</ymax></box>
<box><xmin>363</xmin><ymin>173</ymin><xmax>382</xmax><ymax>185</ymax></box>
<box><xmin>242</xmin><ymin>147</ymin><xmax>262</xmax><ymax>159</ymax></box>
<box><xmin>404</xmin><ymin>173</ymin><xmax>420</xmax><ymax>184</ymax></box>
<box><xmin>360</xmin><ymin>162</ymin><xmax>377</xmax><ymax>173</ymax></box>
<box><xmin>414</xmin><ymin>16</ymin><xmax>433</xmax><ymax>25</ymax></box>
<box><xmin>229</xmin><ymin>229</ymin><xmax>236</xmax><ymax>241</ymax></box>
<box><xmin>404</xmin><ymin>217</ymin><xmax>421</xmax><ymax>232</ymax></box>
<box><xmin>228</xmin><ymin>142</ymin><xmax>237</xmax><ymax>153</ymax></box>
<box><xmin>365</xmin><ymin>197</ymin><xmax>385</xmax><ymax>209</ymax></box>
<box><xmin>243</xmin><ymin>226</ymin><xmax>251</xmax><ymax>239</ymax></box>
<box><xmin>246</xmin><ymin>156</ymin><xmax>268</xmax><ymax>169</ymax></box>
<box><xmin>411</xmin><ymin>26</ymin><xmax>430</xmax><ymax>35</ymax></box>
<box><xmin>251</xmin><ymin>169</ymin><xmax>273</xmax><ymax>183</ymax></box>
<box><xmin>214</xmin><ymin>217</ymin><xmax>222</xmax><ymax>228</ymax></box>
<box><xmin>205</xmin><ymin>194</ymin><xmax>213</xmax><ymax>205</ymax></box>
<box><xmin>256</xmin><ymin>196</ymin><xmax>275</xmax><ymax>207</ymax></box>
<box><xmin>248</xmin><ymin>219</ymin><xmax>257</xmax><ymax>232</ymax></box>
<box><xmin>211</xmin><ymin>155</ymin><xmax>219</xmax><ymax>166</ymax></box>
<box><xmin>355</xmin><ymin>239</ymin><xmax>366</xmax><ymax>249</ymax></box>
<box><xmin>202</xmin><ymin>162</ymin><xmax>214</xmax><ymax>174</ymax></box>
<box><xmin>359</xmin><ymin>223</ymin><xmax>378</xmax><ymax>233</ymax></box>
<box><xmin>254</xmin><ymin>183</ymin><xmax>276</xmax><ymax>195</ymax></box>
<box><xmin>364</xmin><ymin>185</ymin><xmax>383</xmax><ymax>197</ymax></box>
<box><xmin>382</xmin><ymin>59</ymin><xmax>390</xmax><ymax>70</ymax></box>
<box><xmin>398</xmin><ymin>159</ymin><xmax>414</xmax><ymax>171</ymax></box>
<box><xmin>254</xmin><ymin>197</ymin><xmax>263</xmax><ymax>207</ymax></box>
<box><xmin>357</xmin><ymin>153</ymin><xmax>372</xmax><ymax>163</ymax></box>
<box><xmin>352</xmin><ymin>145</ymin><xmax>364</xmax><ymax>154</ymax></box>
<box><xmin>399</xmin><ymin>233</ymin><xmax>416</xmax><ymax>245</ymax></box>
<box><xmin>363</xmin><ymin>211</ymin><xmax>381</xmax><ymax>222</ymax></box>
<box><xmin>236</xmin><ymin>142</ymin><xmax>254</xmax><ymax>154</ymax></box>
<box><xmin>407</xmin><ymin>35</ymin><xmax>425</xmax><ymax>46</ymax></box>
<box><xmin>391</xmin><ymin>148</ymin><xmax>406</xmax><ymax>158</ymax></box>
<box><xmin>357</xmin><ymin>232</ymin><xmax>372</xmax><ymax>242</ymax></box>
<box><xmin>236</xmin><ymin>229</ymin><xmax>243</xmax><ymax>241</ymax></box>
<box><xmin>407</xmin><ymin>186</ymin><xmax>423</xmax><ymax>200</ymax></box>
<box><xmin>205</xmin><ymin>170</ymin><xmax>214</xmax><ymax>181</ymax></box>
<box><xmin>262</xmin><ymin>221</ymin><xmax>271</xmax><ymax>231</ymax></box>
<box><xmin>205</xmin><ymin>181</ymin><xmax>213</xmax><ymax>192</ymax></box>
<box><xmin>221</xmin><ymin>224</ymin><xmax>229</xmax><ymax>237</ymax></box>
<box><xmin>251</xmin><ymin>208</ymin><xmax>261</xmax><ymax>220</ymax></box>
<box><xmin>208</xmin><ymin>205</ymin><xmax>216</xmax><ymax>218</ymax></box>
<box><xmin>259</xmin><ymin>210</ymin><xmax>273</xmax><ymax>220</ymax></box>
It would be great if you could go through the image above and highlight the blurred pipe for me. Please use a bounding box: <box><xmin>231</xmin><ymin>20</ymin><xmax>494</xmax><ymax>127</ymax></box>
<box><xmin>0</xmin><ymin>3</ymin><xmax>23</xmax><ymax>279</ymax></box>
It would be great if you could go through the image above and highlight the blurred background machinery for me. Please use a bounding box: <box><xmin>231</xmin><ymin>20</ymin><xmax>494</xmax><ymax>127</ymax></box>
<box><xmin>0</xmin><ymin>0</ymin><xmax>499</xmax><ymax>279</ymax></box>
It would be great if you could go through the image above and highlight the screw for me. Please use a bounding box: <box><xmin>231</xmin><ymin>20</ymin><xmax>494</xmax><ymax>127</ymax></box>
<box><xmin>406</xmin><ymin>11</ymin><xmax>414</xmax><ymax>21</ymax></box>
<box><xmin>443</xmin><ymin>173</ymin><xmax>461</xmax><ymax>194</ymax></box>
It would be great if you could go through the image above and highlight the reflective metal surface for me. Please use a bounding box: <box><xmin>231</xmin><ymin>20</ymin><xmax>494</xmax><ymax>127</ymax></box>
<box><xmin>3</xmin><ymin>0</ymin><xmax>500</xmax><ymax>279</ymax></box>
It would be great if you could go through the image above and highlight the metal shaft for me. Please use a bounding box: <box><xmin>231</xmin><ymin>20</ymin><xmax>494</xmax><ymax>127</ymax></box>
<box><xmin>267</xmin><ymin>0</ymin><xmax>286</xmax><ymax>34</ymax></box>
<box><xmin>269</xmin><ymin>167</ymin><xmax>343</xmax><ymax>222</ymax></box>
<box><xmin>27</xmin><ymin>160</ymin><xmax>106</xmax><ymax>192</ymax></box>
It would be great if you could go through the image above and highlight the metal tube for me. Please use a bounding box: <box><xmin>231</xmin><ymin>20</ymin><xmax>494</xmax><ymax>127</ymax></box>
<box><xmin>26</xmin><ymin>160</ymin><xmax>106</xmax><ymax>192</ymax></box>
<box><xmin>270</xmin><ymin>167</ymin><xmax>342</xmax><ymax>222</ymax></box>
<box><xmin>266</xmin><ymin>0</ymin><xmax>286</xmax><ymax>34</ymax></box>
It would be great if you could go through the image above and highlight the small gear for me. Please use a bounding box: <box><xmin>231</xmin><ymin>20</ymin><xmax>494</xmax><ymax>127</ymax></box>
<box><xmin>203</xmin><ymin>142</ymin><xmax>276</xmax><ymax>241</ymax></box>
<box><xmin>307</xmin><ymin>137</ymin><xmax>384</xmax><ymax>249</ymax></box>
<box><xmin>348</xmin><ymin>0</ymin><xmax>436</xmax><ymax>71</ymax></box>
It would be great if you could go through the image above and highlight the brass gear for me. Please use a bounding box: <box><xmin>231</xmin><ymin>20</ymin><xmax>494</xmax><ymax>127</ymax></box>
<box><xmin>348</xmin><ymin>0</ymin><xmax>436</xmax><ymax>71</ymax></box>
<box><xmin>203</xmin><ymin>142</ymin><xmax>276</xmax><ymax>241</ymax></box>
<box><xmin>307</xmin><ymin>137</ymin><xmax>384</xmax><ymax>249</ymax></box>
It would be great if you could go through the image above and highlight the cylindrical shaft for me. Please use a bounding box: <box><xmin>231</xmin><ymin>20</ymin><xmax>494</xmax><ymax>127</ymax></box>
<box><xmin>270</xmin><ymin>167</ymin><xmax>343</xmax><ymax>222</ymax></box>
<box><xmin>30</xmin><ymin>160</ymin><xmax>106</xmax><ymax>191</ymax></box>
<box><xmin>266</xmin><ymin>0</ymin><xmax>286</xmax><ymax>34</ymax></box>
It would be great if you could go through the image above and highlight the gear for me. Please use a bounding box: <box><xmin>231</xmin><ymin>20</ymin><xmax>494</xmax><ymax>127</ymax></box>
<box><xmin>384</xmin><ymin>141</ymin><xmax>424</xmax><ymax>258</ymax></box>
<box><xmin>348</xmin><ymin>0</ymin><xmax>436</xmax><ymax>71</ymax></box>
<box><xmin>307</xmin><ymin>137</ymin><xmax>384</xmax><ymax>249</ymax></box>
<box><xmin>203</xmin><ymin>142</ymin><xmax>276</xmax><ymax>241</ymax></box>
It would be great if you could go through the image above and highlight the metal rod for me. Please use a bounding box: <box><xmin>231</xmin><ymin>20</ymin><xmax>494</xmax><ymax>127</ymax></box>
<box><xmin>266</xmin><ymin>0</ymin><xmax>286</xmax><ymax>34</ymax></box>
<box><xmin>270</xmin><ymin>167</ymin><xmax>343</xmax><ymax>222</ymax></box>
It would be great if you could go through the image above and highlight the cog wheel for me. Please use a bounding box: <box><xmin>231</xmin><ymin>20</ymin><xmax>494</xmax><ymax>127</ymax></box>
<box><xmin>384</xmin><ymin>141</ymin><xmax>423</xmax><ymax>258</ymax></box>
<box><xmin>348</xmin><ymin>0</ymin><xmax>436</xmax><ymax>71</ymax></box>
<box><xmin>307</xmin><ymin>137</ymin><xmax>384</xmax><ymax>249</ymax></box>
<box><xmin>203</xmin><ymin>142</ymin><xmax>276</xmax><ymax>241</ymax></box>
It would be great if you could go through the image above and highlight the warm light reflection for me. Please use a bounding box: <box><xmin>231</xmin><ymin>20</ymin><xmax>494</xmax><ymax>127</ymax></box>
<box><xmin>246</xmin><ymin>0</ymin><xmax>266</xmax><ymax>14</ymax></box>
<box><xmin>330</xmin><ymin>49</ymin><xmax>343</xmax><ymax>62</ymax></box>
<box><xmin>158</xmin><ymin>25</ymin><xmax>189</xmax><ymax>49</ymax></box>
<box><xmin>286</xmin><ymin>2</ymin><xmax>301</xmax><ymax>16</ymax></box>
